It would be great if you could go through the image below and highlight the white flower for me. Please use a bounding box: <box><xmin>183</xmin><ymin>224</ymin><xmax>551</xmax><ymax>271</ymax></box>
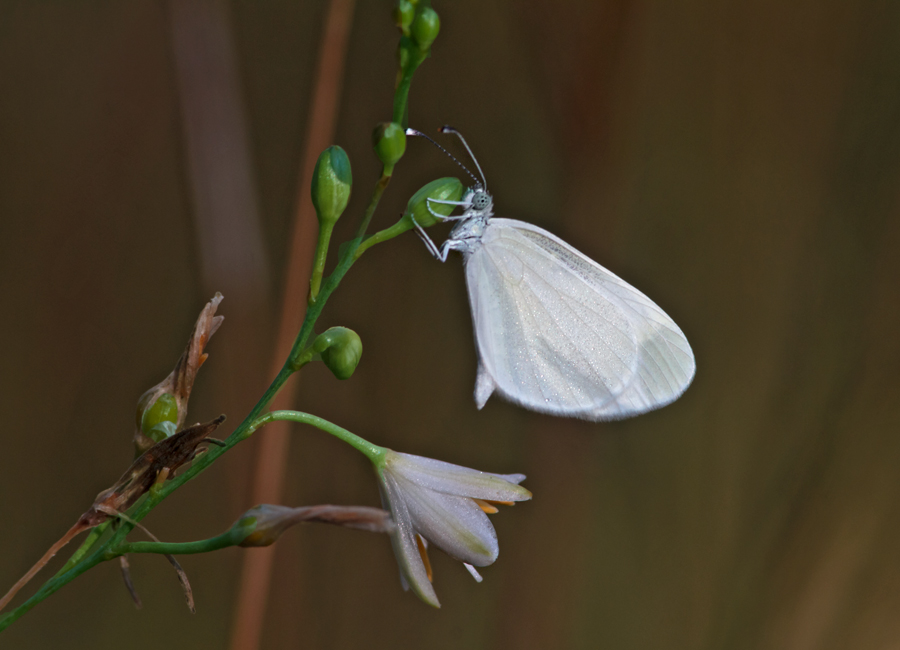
<box><xmin>375</xmin><ymin>450</ymin><xmax>531</xmax><ymax>607</ymax></box>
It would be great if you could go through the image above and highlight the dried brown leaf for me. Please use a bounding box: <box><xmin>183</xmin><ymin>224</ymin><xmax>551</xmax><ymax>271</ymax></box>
<box><xmin>97</xmin><ymin>416</ymin><xmax>226</xmax><ymax>519</ymax></box>
<box><xmin>119</xmin><ymin>556</ymin><xmax>143</xmax><ymax>609</ymax></box>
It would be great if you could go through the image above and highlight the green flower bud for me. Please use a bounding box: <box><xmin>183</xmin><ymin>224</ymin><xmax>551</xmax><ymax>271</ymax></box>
<box><xmin>393</xmin><ymin>0</ymin><xmax>415</xmax><ymax>32</ymax></box>
<box><xmin>404</xmin><ymin>177</ymin><xmax>464</xmax><ymax>228</ymax></box>
<box><xmin>372</xmin><ymin>122</ymin><xmax>406</xmax><ymax>169</ymax></box>
<box><xmin>310</xmin><ymin>145</ymin><xmax>352</xmax><ymax>228</ymax></box>
<box><xmin>411</xmin><ymin>7</ymin><xmax>440</xmax><ymax>51</ymax></box>
<box><xmin>140</xmin><ymin>393</ymin><xmax>178</xmax><ymax>437</ymax></box>
<box><xmin>314</xmin><ymin>327</ymin><xmax>363</xmax><ymax>380</ymax></box>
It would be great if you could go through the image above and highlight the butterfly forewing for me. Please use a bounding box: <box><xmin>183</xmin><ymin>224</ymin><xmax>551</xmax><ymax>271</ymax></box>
<box><xmin>467</xmin><ymin>245</ymin><xmax>628</xmax><ymax>414</ymax></box>
<box><xmin>466</xmin><ymin>220</ymin><xmax>637</xmax><ymax>417</ymax></box>
<box><xmin>465</xmin><ymin>218</ymin><xmax>695</xmax><ymax>420</ymax></box>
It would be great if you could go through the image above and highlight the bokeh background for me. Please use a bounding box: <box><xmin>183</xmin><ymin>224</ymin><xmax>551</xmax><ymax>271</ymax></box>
<box><xmin>2</xmin><ymin>1</ymin><xmax>900</xmax><ymax>648</ymax></box>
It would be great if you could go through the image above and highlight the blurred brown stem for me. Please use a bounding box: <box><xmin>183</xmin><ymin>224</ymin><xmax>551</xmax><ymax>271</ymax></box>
<box><xmin>228</xmin><ymin>1</ymin><xmax>355</xmax><ymax>649</ymax></box>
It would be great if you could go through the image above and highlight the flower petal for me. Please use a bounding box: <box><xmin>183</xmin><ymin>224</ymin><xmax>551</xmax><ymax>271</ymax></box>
<box><xmin>378</xmin><ymin>471</ymin><xmax>440</xmax><ymax>607</ymax></box>
<box><xmin>397</xmin><ymin>475</ymin><xmax>499</xmax><ymax>566</ymax></box>
<box><xmin>387</xmin><ymin>453</ymin><xmax>532</xmax><ymax>502</ymax></box>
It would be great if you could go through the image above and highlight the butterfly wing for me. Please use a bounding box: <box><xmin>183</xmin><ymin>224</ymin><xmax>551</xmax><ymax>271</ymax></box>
<box><xmin>463</xmin><ymin>218</ymin><xmax>695</xmax><ymax>420</ymax></box>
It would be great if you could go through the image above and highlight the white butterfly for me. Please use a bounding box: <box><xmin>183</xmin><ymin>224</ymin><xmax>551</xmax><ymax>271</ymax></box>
<box><xmin>408</xmin><ymin>128</ymin><xmax>696</xmax><ymax>421</ymax></box>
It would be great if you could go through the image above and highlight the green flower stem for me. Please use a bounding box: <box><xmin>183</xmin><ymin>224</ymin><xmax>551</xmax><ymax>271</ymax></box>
<box><xmin>53</xmin><ymin>522</ymin><xmax>109</xmax><ymax>578</ymax></box>
<box><xmin>117</xmin><ymin>530</ymin><xmax>236</xmax><ymax>557</ymax></box>
<box><xmin>248</xmin><ymin>410</ymin><xmax>386</xmax><ymax>464</ymax></box>
<box><xmin>354</xmin><ymin>217</ymin><xmax>413</xmax><ymax>260</ymax></box>
<box><xmin>0</xmin><ymin>245</ymin><xmax>362</xmax><ymax>630</ymax></box>
<box><xmin>1</xmin><ymin>3</ymin><xmax>430</xmax><ymax>629</ymax></box>
<box><xmin>308</xmin><ymin>221</ymin><xmax>335</xmax><ymax>304</ymax></box>
<box><xmin>393</xmin><ymin>46</ymin><xmax>427</xmax><ymax>128</ymax></box>
<box><xmin>122</xmin><ymin>253</ymin><xmax>367</xmax><ymax>518</ymax></box>
<box><xmin>53</xmin><ymin>489</ymin><xmax>154</xmax><ymax>578</ymax></box>
<box><xmin>355</xmin><ymin>171</ymin><xmax>393</xmax><ymax>240</ymax></box>
<box><xmin>289</xmin><ymin>343</ymin><xmax>319</xmax><ymax>372</ymax></box>
<box><xmin>0</xmin><ymin>407</ymin><xmax>383</xmax><ymax>631</ymax></box>
<box><xmin>0</xmin><ymin>545</ymin><xmax>106</xmax><ymax>631</ymax></box>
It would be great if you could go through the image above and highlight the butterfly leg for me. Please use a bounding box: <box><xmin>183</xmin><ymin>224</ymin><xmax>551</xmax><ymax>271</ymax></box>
<box><xmin>410</xmin><ymin>214</ymin><xmax>450</xmax><ymax>262</ymax></box>
<box><xmin>425</xmin><ymin>197</ymin><xmax>468</xmax><ymax>221</ymax></box>
<box><xmin>426</xmin><ymin>197</ymin><xmax>470</xmax><ymax>207</ymax></box>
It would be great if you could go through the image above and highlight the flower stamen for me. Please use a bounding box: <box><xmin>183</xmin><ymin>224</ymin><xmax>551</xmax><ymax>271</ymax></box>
<box><xmin>464</xmin><ymin>563</ymin><xmax>483</xmax><ymax>583</ymax></box>
<box><xmin>474</xmin><ymin>498</ymin><xmax>499</xmax><ymax>514</ymax></box>
<box><xmin>416</xmin><ymin>534</ymin><xmax>433</xmax><ymax>583</ymax></box>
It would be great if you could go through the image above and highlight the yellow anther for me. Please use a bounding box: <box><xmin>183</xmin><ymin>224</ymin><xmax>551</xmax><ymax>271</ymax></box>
<box><xmin>416</xmin><ymin>534</ymin><xmax>433</xmax><ymax>583</ymax></box>
<box><xmin>474</xmin><ymin>499</ymin><xmax>499</xmax><ymax>514</ymax></box>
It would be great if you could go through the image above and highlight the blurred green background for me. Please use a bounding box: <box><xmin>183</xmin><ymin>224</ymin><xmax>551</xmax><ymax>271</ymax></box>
<box><xmin>2</xmin><ymin>1</ymin><xmax>900</xmax><ymax>648</ymax></box>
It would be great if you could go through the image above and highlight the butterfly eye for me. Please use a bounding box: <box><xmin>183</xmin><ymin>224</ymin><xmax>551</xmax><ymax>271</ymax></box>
<box><xmin>471</xmin><ymin>191</ymin><xmax>492</xmax><ymax>211</ymax></box>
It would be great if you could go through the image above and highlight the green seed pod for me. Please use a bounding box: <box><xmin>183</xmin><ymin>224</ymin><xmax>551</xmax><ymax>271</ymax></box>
<box><xmin>310</xmin><ymin>145</ymin><xmax>352</xmax><ymax>228</ymax></box>
<box><xmin>314</xmin><ymin>327</ymin><xmax>363</xmax><ymax>380</ymax></box>
<box><xmin>411</xmin><ymin>7</ymin><xmax>440</xmax><ymax>51</ymax></box>
<box><xmin>405</xmin><ymin>177</ymin><xmax>464</xmax><ymax>228</ymax></box>
<box><xmin>393</xmin><ymin>0</ymin><xmax>415</xmax><ymax>32</ymax></box>
<box><xmin>140</xmin><ymin>393</ymin><xmax>178</xmax><ymax>437</ymax></box>
<box><xmin>145</xmin><ymin>420</ymin><xmax>178</xmax><ymax>444</ymax></box>
<box><xmin>372</xmin><ymin>122</ymin><xmax>406</xmax><ymax>169</ymax></box>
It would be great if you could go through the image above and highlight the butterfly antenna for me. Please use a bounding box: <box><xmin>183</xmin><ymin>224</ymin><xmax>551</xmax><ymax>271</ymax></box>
<box><xmin>439</xmin><ymin>126</ymin><xmax>487</xmax><ymax>190</ymax></box>
<box><xmin>405</xmin><ymin>128</ymin><xmax>482</xmax><ymax>187</ymax></box>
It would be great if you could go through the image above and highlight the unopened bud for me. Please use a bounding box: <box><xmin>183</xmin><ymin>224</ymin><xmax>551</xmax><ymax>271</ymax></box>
<box><xmin>311</xmin><ymin>146</ymin><xmax>352</xmax><ymax>228</ymax></box>
<box><xmin>314</xmin><ymin>327</ymin><xmax>363</xmax><ymax>380</ymax></box>
<box><xmin>404</xmin><ymin>177</ymin><xmax>463</xmax><ymax>228</ymax></box>
<box><xmin>372</xmin><ymin>122</ymin><xmax>406</xmax><ymax>170</ymax></box>
<box><xmin>410</xmin><ymin>7</ymin><xmax>440</xmax><ymax>51</ymax></box>
<box><xmin>393</xmin><ymin>0</ymin><xmax>415</xmax><ymax>32</ymax></box>
<box><xmin>231</xmin><ymin>504</ymin><xmax>394</xmax><ymax>548</ymax></box>
<box><xmin>231</xmin><ymin>505</ymin><xmax>293</xmax><ymax>547</ymax></box>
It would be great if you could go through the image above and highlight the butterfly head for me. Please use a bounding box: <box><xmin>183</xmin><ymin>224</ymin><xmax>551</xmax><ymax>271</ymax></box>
<box><xmin>469</xmin><ymin>188</ymin><xmax>492</xmax><ymax>212</ymax></box>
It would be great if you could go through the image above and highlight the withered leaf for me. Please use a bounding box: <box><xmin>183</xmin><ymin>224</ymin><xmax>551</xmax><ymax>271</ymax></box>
<box><xmin>119</xmin><ymin>556</ymin><xmax>143</xmax><ymax>609</ymax></box>
<box><xmin>91</xmin><ymin>415</ymin><xmax>226</xmax><ymax>527</ymax></box>
<box><xmin>0</xmin><ymin>416</ymin><xmax>227</xmax><ymax>613</ymax></box>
